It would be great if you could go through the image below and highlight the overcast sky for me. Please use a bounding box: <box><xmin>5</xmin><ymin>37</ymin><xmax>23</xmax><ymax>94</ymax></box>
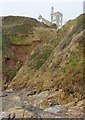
<box><xmin>0</xmin><ymin>0</ymin><xmax>84</xmax><ymax>24</ymax></box>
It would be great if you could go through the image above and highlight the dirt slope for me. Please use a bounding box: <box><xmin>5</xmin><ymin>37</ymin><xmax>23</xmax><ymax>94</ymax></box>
<box><xmin>8</xmin><ymin>14</ymin><xmax>85</xmax><ymax>105</ymax></box>
<box><xmin>2</xmin><ymin>16</ymin><xmax>56</xmax><ymax>89</ymax></box>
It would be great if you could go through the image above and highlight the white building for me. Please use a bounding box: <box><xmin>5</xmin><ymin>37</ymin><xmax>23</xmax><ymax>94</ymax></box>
<box><xmin>38</xmin><ymin>15</ymin><xmax>52</xmax><ymax>26</ymax></box>
<box><xmin>38</xmin><ymin>7</ymin><xmax>63</xmax><ymax>29</ymax></box>
<box><xmin>51</xmin><ymin>7</ymin><xmax>63</xmax><ymax>28</ymax></box>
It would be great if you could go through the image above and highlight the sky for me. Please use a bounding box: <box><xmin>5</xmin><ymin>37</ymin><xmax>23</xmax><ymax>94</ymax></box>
<box><xmin>0</xmin><ymin>0</ymin><xmax>84</xmax><ymax>24</ymax></box>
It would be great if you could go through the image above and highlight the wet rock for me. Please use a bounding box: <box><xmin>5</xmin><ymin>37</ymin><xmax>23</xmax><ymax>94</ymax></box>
<box><xmin>4</xmin><ymin>108</ymin><xmax>27</xmax><ymax>118</ymax></box>
<box><xmin>1</xmin><ymin>110</ymin><xmax>40</xmax><ymax>118</ymax></box>
<box><xmin>77</xmin><ymin>99</ymin><xmax>84</xmax><ymax>107</ymax></box>
<box><xmin>34</xmin><ymin>91</ymin><xmax>49</xmax><ymax>98</ymax></box>
<box><xmin>2</xmin><ymin>89</ymin><xmax>84</xmax><ymax>118</ymax></box>
<box><xmin>26</xmin><ymin>111</ymin><xmax>39</xmax><ymax>118</ymax></box>
<box><xmin>25</xmin><ymin>91</ymin><xmax>49</xmax><ymax>109</ymax></box>
<box><xmin>0</xmin><ymin>112</ymin><xmax>8</xmax><ymax>119</ymax></box>
<box><xmin>44</xmin><ymin>105</ymin><xmax>67</xmax><ymax>114</ymax></box>
<box><xmin>41</xmin><ymin>112</ymin><xmax>61</xmax><ymax>118</ymax></box>
<box><xmin>6</xmin><ymin>89</ymin><xmax>13</xmax><ymax>93</ymax></box>
<box><xmin>67</xmin><ymin>106</ymin><xmax>83</xmax><ymax>117</ymax></box>
<box><xmin>0</xmin><ymin>93</ymin><xmax>7</xmax><ymax>97</ymax></box>
<box><xmin>27</xmin><ymin>90</ymin><xmax>36</xmax><ymax>96</ymax></box>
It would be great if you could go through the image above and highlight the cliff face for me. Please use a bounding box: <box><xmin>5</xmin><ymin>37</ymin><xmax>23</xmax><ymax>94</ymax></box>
<box><xmin>5</xmin><ymin>14</ymin><xmax>85</xmax><ymax>105</ymax></box>
<box><xmin>2</xmin><ymin>16</ymin><xmax>55</xmax><ymax>88</ymax></box>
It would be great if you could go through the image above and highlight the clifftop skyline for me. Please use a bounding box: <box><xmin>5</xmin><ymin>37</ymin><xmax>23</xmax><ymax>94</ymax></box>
<box><xmin>0</xmin><ymin>1</ymin><xmax>83</xmax><ymax>24</ymax></box>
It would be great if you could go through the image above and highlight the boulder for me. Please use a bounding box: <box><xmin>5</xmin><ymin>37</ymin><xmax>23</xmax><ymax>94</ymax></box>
<box><xmin>6</xmin><ymin>89</ymin><xmax>13</xmax><ymax>93</ymax></box>
<box><xmin>44</xmin><ymin>105</ymin><xmax>67</xmax><ymax>114</ymax></box>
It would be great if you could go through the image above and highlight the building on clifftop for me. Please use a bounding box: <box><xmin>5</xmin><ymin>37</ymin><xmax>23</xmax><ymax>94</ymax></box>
<box><xmin>38</xmin><ymin>7</ymin><xmax>63</xmax><ymax>29</ymax></box>
<box><xmin>51</xmin><ymin>7</ymin><xmax>63</xmax><ymax>28</ymax></box>
<box><xmin>38</xmin><ymin>14</ymin><xmax>52</xmax><ymax>26</ymax></box>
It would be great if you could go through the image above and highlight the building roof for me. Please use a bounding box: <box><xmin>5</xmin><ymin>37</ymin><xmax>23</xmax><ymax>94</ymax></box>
<box><xmin>51</xmin><ymin>11</ymin><xmax>63</xmax><ymax>16</ymax></box>
<box><xmin>38</xmin><ymin>15</ymin><xmax>52</xmax><ymax>26</ymax></box>
<box><xmin>38</xmin><ymin>15</ymin><xmax>42</xmax><ymax>19</ymax></box>
<box><xmin>56</xmin><ymin>11</ymin><xmax>63</xmax><ymax>15</ymax></box>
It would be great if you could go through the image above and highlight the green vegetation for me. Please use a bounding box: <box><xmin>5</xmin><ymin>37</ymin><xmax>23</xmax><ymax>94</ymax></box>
<box><xmin>11</xmin><ymin>24</ymin><xmax>34</xmax><ymax>34</ymax></box>
<box><xmin>2</xmin><ymin>13</ymin><xmax>85</xmax><ymax>105</ymax></box>
<box><xmin>76</xmin><ymin>14</ymin><xmax>85</xmax><ymax>28</ymax></box>
<box><xmin>29</xmin><ymin>48</ymin><xmax>52</xmax><ymax>69</ymax></box>
<box><xmin>35</xmin><ymin>28</ymin><xmax>55</xmax><ymax>41</ymax></box>
<box><xmin>9</xmin><ymin>35</ymin><xmax>29</xmax><ymax>45</ymax></box>
<box><xmin>2</xmin><ymin>16</ymin><xmax>55</xmax><ymax>88</ymax></box>
<box><xmin>69</xmin><ymin>54</ymin><xmax>80</xmax><ymax>71</ymax></box>
<box><xmin>0</xmin><ymin>34</ymin><xmax>2</xmax><ymax>53</ymax></box>
<box><xmin>0</xmin><ymin>34</ymin><xmax>2</xmax><ymax>43</ymax></box>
